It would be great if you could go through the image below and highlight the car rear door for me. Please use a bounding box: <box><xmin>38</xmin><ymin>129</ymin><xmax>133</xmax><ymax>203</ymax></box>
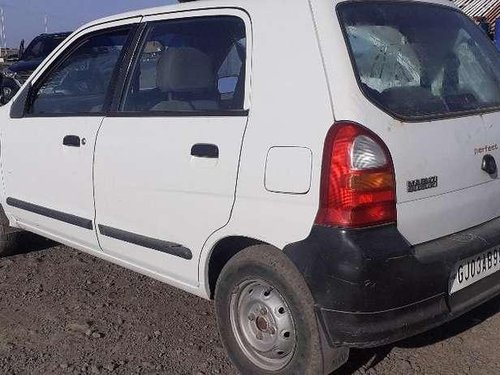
<box><xmin>1</xmin><ymin>20</ymin><xmax>138</xmax><ymax>250</ymax></box>
<box><xmin>93</xmin><ymin>9</ymin><xmax>251</xmax><ymax>285</ymax></box>
<box><xmin>332</xmin><ymin>1</ymin><xmax>500</xmax><ymax>245</ymax></box>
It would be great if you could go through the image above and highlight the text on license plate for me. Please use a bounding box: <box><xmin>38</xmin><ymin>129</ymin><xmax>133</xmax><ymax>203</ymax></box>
<box><xmin>449</xmin><ymin>247</ymin><xmax>500</xmax><ymax>294</ymax></box>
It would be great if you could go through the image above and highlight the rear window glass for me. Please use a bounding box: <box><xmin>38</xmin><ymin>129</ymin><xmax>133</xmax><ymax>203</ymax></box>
<box><xmin>338</xmin><ymin>2</ymin><xmax>500</xmax><ymax>120</ymax></box>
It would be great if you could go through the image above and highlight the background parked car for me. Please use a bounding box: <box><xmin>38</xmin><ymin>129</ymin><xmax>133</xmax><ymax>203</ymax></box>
<box><xmin>0</xmin><ymin>32</ymin><xmax>71</xmax><ymax>105</ymax></box>
<box><xmin>453</xmin><ymin>0</ymin><xmax>499</xmax><ymax>45</ymax></box>
<box><xmin>496</xmin><ymin>19</ymin><xmax>500</xmax><ymax>50</ymax></box>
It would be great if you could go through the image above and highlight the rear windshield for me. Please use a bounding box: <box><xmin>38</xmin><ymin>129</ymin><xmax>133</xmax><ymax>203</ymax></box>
<box><xmin>338</xmin><ymin>2</ymin><xmax>500</xmax><ymax>120</ymax></box>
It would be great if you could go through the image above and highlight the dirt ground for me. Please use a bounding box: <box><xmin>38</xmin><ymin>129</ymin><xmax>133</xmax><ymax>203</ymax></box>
<box><xmin>0</xmin><ymin>235</ymin><xmax>498</xmax><ymax>375</ymax></box>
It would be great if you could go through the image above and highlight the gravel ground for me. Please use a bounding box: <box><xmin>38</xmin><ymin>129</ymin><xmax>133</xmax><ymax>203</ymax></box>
<box><xmin>0</xmin><ymin>235</ymin><xmax>498</xmax><ymax>375</ymax></box>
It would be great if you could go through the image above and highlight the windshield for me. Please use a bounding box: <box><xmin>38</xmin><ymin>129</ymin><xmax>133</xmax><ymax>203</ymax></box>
<box><xmin>22</xmin><ymin>35</ymin><xmax>67</xmax><ymax>60</ymax></box>
<box><xmin>338</xmin><ymin>2</ymin><xmax>500</xmax><ymax>120</ymax></box>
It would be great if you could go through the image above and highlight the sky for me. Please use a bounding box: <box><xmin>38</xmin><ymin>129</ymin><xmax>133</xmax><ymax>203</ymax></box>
<box><xmin>0</xmin><ymin>0</ymin><xmax>176</xmax><ymax>48</ymax></box>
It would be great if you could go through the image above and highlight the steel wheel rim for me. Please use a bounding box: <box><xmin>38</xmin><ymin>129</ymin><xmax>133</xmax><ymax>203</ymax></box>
<box><xmin>229</xmin><ymin>279</ymin><xmax>297</xmax><ymax>371</ymax></box>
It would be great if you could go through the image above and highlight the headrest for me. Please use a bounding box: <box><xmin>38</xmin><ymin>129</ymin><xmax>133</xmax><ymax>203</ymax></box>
<box><xmin>156</xmin><ymin>47</ymin><xmax>215</xmax><ymax>93</ymax></box>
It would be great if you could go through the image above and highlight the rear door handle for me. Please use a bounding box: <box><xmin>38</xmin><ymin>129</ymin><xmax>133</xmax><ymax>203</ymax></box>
<box><xmin>191</xmin><ymin>143</ymin><xmax>219</xmax><ymax>159</ymax></box>
<box><xmin>63</xmin><ymin>135</ymin><xmax>81</xmax><ymax>147</ymax></box>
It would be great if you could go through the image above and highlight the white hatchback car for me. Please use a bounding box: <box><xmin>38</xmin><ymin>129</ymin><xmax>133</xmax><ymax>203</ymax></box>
<box><xmin>1</xmin><ymin>0</ymin><xmax>499</xmax><ymax>373</ymax></box>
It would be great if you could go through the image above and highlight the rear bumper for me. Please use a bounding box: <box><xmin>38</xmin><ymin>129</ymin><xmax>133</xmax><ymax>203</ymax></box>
<box><xmin>284</xmin><ymin>219</ymin><xmax>500</xmax><ymax>348</ymax></box>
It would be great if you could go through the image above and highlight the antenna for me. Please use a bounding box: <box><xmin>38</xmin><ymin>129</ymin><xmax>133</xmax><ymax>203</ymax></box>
<box><xmin>44</xmin><ymin>14</ymin><xmax>48</xmax><ymax>34</ymax></box>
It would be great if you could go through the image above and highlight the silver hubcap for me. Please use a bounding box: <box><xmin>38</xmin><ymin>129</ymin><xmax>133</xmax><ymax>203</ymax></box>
<box><xmin>230</xmin><ymin>279</ymin><xmax>296</xmax><ymax>371</ymax></box>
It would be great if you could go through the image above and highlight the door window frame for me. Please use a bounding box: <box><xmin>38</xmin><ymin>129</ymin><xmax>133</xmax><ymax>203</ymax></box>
<box><xmin>23</xmin><ymin>24</ymin><xmax>139</xmax><ymax>118</ymax></box>
<box><xmin>109</xmin><ymin>8</ymin><xmax>252</xmax><ymax>118</ymax></box>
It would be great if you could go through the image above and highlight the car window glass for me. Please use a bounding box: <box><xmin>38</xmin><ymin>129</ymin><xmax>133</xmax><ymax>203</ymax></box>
<box><xmin>218</xmin><ymin>38</ymin><xmax>246</xmax><ymax>99</ymax></box>
<box><xmin>122</xmin><ymin>16</ymin><xmax>246</xmax><ymax>113</ymax></box>
<box><xmin>339</xmin><ymin>2</ymin><xmax>500</xmax><ymax>120</ymax></box>
<box><xmin>28</xmin><ymin>29</ymin><xmax>131</xmax><ymax>116</ymax></box>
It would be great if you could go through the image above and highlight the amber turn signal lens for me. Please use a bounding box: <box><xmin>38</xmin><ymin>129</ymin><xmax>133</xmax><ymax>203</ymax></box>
<box><xmin>347</xmin><ymin>172</ymin><xmax>394</xmax><ymax>191</ymax></box>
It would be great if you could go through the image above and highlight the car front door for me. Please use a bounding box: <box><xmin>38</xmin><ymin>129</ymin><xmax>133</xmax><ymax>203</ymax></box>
<box><xmin>93</xmin><ymin>10</ymin><xmax>250</xmax><ymax>286</ymax></box>
<box><xmin>1</xmin><ymin>21</ymin><xmax>137</xmax><ymax>251</ymax></box>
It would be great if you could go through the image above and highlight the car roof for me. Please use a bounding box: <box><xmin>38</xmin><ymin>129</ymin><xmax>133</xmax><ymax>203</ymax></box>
<box><xmin>76</xmin><ymin>0</ymin><xmax>458</xmax><ymax>32</ymax></box>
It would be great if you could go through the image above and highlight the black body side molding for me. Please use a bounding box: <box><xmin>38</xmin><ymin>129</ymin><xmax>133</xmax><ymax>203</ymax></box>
<box><xmin>6</xmin><ymin>197</ymin><xmax>93</xmax><ymax>230</ymax></box>
<box><xmin>98</xmin><ymin>225</ymin><xmax>193</xmax><ymax>260</ymax></box>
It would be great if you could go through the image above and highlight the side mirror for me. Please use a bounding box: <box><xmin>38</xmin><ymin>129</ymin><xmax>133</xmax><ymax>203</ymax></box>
<box><xmin>10</xmin><ymin>82</ymin><xmax>31</xmax><ymax>119</ymax></box>
<box><xmin>19</xmin><ymin>39</ymin><xmax>25</xmax><ymax>60</ymax></box>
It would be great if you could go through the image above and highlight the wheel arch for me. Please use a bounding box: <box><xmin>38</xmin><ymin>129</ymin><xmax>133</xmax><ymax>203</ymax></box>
<box><xmin>206</xmin><ymin>235</ymin><xmax>274</xmax><ymax>299</ymax></box>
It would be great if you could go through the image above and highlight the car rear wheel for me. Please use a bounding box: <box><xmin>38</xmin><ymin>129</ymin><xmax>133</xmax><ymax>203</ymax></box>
<box><xmin>229</xmin><ymin>278</ymin><xmax>297</xmax><ymax>371</ymax></box>
<box><xmin>215</xmin><ymin>245</ymin><xmax>347</xmax><ymax>374</ymax></box>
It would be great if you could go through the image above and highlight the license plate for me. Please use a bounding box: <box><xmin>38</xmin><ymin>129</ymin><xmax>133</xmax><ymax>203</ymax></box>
<box><xmin>449</xmin><ymin>247</ymin><xmax>500</xmax><ymax>294</ymax></box>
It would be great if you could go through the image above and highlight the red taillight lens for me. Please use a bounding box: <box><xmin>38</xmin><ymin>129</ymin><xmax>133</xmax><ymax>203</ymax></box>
<box><xmin>315</xmin><ymin>122</ymin><xmax>396</xmax><ymax>228</ymax></box>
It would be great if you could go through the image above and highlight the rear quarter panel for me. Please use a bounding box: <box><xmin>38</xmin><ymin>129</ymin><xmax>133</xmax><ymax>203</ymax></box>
<box><xmin>199</xmin><ymin>0</ymin><xmax>335</xmax><ymax>292</ymax></box>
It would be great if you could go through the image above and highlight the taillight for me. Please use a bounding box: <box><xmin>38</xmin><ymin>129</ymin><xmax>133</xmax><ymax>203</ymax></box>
<box><xmin>315</xmin><ymin>122</ymin><xmax>396</xmax><ymax>228</ymax></box>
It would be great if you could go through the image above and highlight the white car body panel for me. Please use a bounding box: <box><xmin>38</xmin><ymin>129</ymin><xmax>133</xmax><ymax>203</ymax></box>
<box><xmin>1</xmin><ymin>117</ymin><xmax>102</xmax><ymax>248</ymax></box>
<box><xmin>94</xmin><ymin>116</ymin><xmax>249</xmax><ymax>286</ymax></box>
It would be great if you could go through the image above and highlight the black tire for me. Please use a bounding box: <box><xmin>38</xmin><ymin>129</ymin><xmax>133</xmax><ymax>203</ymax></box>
<box><xmin>215</xmin><ymin>245</ymin><xmax>328</xmax><ymax>375</ymax></box>
<box><xmin>0</xmin><ymin>205</ymin><xmax>23</xmax><ymax>257</ymax></box>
